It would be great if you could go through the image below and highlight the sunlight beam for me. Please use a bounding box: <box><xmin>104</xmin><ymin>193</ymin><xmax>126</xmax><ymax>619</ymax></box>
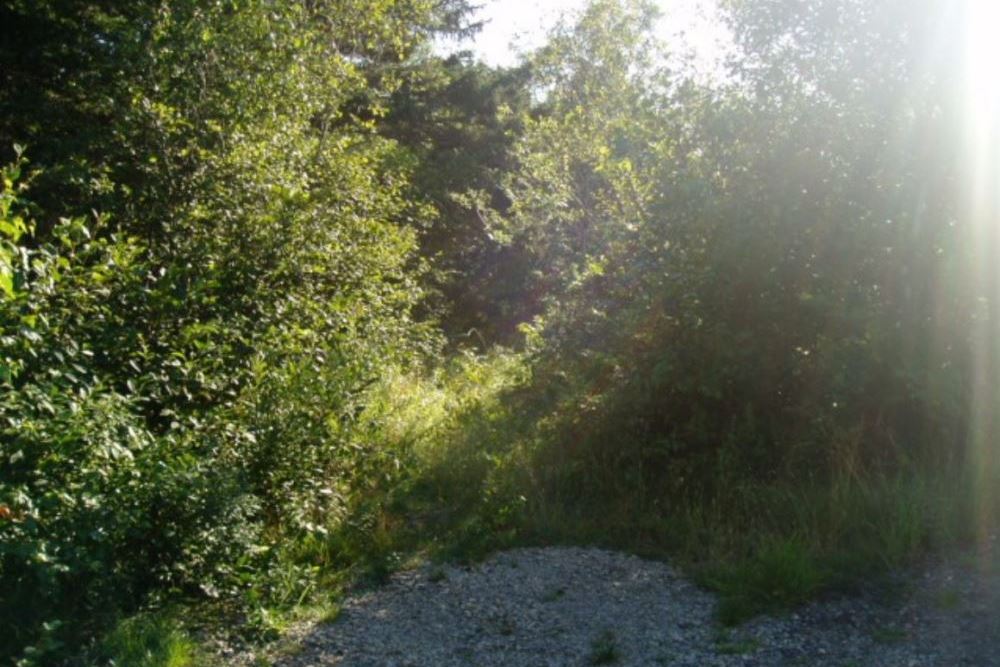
<box><xmin>963</xmin><ymin>0</ymin><xmax>1000</xmax><ymax>555</ymax></box>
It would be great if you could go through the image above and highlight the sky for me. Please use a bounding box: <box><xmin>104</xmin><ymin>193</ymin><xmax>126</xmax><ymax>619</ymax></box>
<box><xmin>435</xmin><ymin>0</ymin><xmax>732</xmax><ymax>76</ymax></box>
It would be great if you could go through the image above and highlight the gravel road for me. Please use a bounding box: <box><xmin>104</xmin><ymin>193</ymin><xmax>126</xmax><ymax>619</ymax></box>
<box><xmin>277</xmin><ymin>544</ymin><xmax>1000</xmax><ymax>666</ymax></box>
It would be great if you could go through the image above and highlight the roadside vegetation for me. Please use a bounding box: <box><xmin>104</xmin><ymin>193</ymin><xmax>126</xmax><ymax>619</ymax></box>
<box><xmin>1</xmin><ymin>0</ymin><xmax>997</xmax><ymax>664</ymax></box>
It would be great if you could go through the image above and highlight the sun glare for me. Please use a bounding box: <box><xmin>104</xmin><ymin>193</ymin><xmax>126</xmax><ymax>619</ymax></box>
<box><xmin>962</xmin><ymin>0</ymin><xmax>1000</xmax><ymax>552</ymax></box>
<box><xmin>964</xmin><ymin>0</ymin><xmax>1000</xmax><ymax>186</ymax></box>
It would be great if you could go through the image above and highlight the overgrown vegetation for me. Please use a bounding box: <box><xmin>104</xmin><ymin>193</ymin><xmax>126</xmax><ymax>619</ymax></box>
<box><xmin>1</xmin><ymin>0</ymin><xmax>998</xmax><ymax>664</ymax></box>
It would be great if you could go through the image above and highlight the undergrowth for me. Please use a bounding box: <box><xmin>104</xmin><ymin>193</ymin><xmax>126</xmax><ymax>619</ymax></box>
<box><xmin>270</xmin><ymin>351</ymin><xmax>994</xmax><ymax>631</ymax></box>
<box><xmin>94</xmin><ymin>612</ymin><xmax>208</xmax><ymax>667</ymax></box>
<box><xmin>314</xmin><ymin>351</ymin><xmax>994</xmax><ymax>629</ymax></box>
<box><xmin>77</xmin><ymin>351</ymin><xmax>1000</xmax><ymax>664</ymax></box>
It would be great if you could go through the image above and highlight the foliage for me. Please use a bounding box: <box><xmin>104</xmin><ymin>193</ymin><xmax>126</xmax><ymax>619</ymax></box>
<box><xmin>96</xmin><ymin>612</ymin><xmax>207</xmax><ymax>667</ymax></box>
<box><xmin>0</xmin><ymin>0</ymin><xmax>475</xmax><ymax>662</ymax></box>
<box><xmin>0</xmin><ymin>155</ymin><xmax>259</xmax><ymax>662</ymax></box>
<box><xmin>491</xmin><ymin>0</ymin><xmax>982</xmax><ymax>505</ymax></box>
<box><xmin>1</xmin><ymin>0</ymin><xmax>998</xmax><ymax>662</ymax></box>
<box><xmin>365</xmin><ymin>0</ymin><xmax>998</xmax><ymax>625</ymax></box>
<box><xmin>380</xmin><ymin>54</ymin><xmax>538</xmax><ymax>345</ymax></box>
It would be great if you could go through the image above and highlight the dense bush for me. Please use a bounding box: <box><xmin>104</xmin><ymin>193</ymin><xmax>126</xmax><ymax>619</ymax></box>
<box><xmin>0</xmin><ymin>0</ymin><xmax>469</xmax><ymax>661</ymax></box>
<box><xmin>0</xmin><ymin>155</ymin><xmax>263</xmax><ymax>660</ymax></box>
<box><xmin>493</xmin><ymin>0</ymin><xmax>983</xmax><ymax>501</ymax></box>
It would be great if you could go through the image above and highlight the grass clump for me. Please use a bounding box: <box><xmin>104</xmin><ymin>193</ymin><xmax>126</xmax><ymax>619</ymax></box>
<box><xmin>933</xmin><ymin>589</ymin><xmax>961</xmax><ymax>610</ymax></box>
<box><xmin>540</xmin><ymin>586</ymin><xmax>566</xmax><ymax>602</ymax></box>
<box><xmin>713</xmin><ymin>628</ymin><xmax>761</xmax><ymax>655</ymax></box>
<box><xmin>871</xmin><ymin>626</ymin><xmax>908</xmax><ymax>644</ymax></box>
<box><xmin>588</xmin><ymin>629</ymin><xmax>620</xmax><ymax>664</ymax></box>
<box><xmin>706</xmin><ymin>538</ymin><xmax>826</xmax><ymax>625</ymax></box>
<box><xmin>96</xmin><ymin>613</ymin><xmax>206</xmax><ymax>667</ymax></box>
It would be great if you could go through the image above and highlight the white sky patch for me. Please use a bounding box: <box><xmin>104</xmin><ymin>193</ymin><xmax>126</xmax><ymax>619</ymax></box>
<box><xmin>435</xmin><ymin>0</ymin><xmax>733</xmax><ymax>80</ymax></box>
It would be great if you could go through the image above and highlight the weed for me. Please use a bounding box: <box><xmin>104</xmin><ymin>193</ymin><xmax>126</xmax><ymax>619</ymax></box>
<box><xmin>712</xmin><ymin>628</ymin><xmax>760</xmax><ymax>655</ymax></box>
<box><xmin>540</xmin><ymin>586</ymin><xmax>566</xmax><ymax>602</ymax></box>
<box><xmin>589</xmin><ymin>629</ymin><xmax>620</xmax><ymax>665</ymax></box>
<box><xmin>871</xmin><ymin>626</ymin><xmax>908</xmax><ymax>644</ymax></box>
<box><xmin>706</xmin><ymin>538</ymin><xmax>826</xmax><ymax>625</ymax></box>
<box><xmin>490</xmin><ymin>612</ymin><xmax>516</xmax><ymax>636</ymax></box>
<box><xmin>933</xmin><ymin>589</ymin><xmax>961</xmax><ymax>610</ymax></box>
<box><xmin>319</xmin><ymin>604</ymin><xmax>342</xmax><ymax>624</ymax></box>
<box><xmin>715</xmin><ymin>637</ymin><xmax>761</xmax><ymax>655</ymax></box>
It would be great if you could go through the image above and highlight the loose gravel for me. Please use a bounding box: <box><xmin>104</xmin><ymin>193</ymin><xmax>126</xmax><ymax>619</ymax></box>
<box><xmin>277</xmin><ymin>543</ymin><xmax>1000</xmax><ymax>667</ymax></box>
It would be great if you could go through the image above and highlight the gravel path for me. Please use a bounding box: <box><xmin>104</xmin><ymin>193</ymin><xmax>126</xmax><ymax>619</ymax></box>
<box><xmin>277</xmin><ymin>544</ymin><xmax>1000</xmax><ymax>667</ymax></box>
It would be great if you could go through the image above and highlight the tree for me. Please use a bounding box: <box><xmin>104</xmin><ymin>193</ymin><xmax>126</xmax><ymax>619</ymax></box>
<box><xmin>380</xmin><ymin>53</ymin><xmax>537</xmax><ymax>344</ymax></box>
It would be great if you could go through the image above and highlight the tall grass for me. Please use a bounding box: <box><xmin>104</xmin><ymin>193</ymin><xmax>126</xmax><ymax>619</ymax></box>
<box><xmin>143</xmin><ymin>349</ymin><xmax>995</xmax><ymax>666</ymax></box>
<box><xmin>310</xmin><ymin>350</ymin><xmax>993</xmax><ymax>624</ymax></box>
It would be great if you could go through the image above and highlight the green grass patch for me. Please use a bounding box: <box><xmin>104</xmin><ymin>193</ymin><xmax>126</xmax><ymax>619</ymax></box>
<box><xmin>933</xmin><ymin>588</ymin><xmax>962</xmax><ymax>610</ymax></box>
<box><xmin>871</xmin><ymin>626</ymin><xmax>908</xmax><ymax>644</ymax></box>
<box><xmin>96</xmin><ymin>613</ymin><xmax>206</xmax><ymax>667</ymax></box>
<box><xmin>713</xmin><ymin>628</ymin><xmax>761</xmax><ymax>655</ymax></box>
<box><xmin>540</xmin><ymin>586</ymin><xmax>566</xmax><ymax>602</ymax></box>
<box><xmin>704</xmin><ymin>538</ymin><xmax>827</xmax><ymax>625</ymax></box>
